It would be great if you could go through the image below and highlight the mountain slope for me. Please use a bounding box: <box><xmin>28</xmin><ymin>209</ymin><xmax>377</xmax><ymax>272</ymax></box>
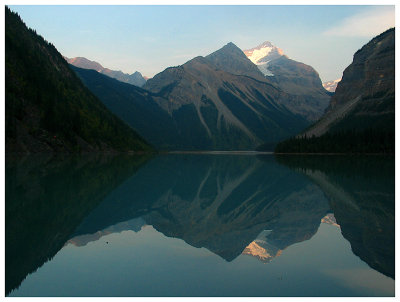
<box><xmin>275</xmin><ymin>28</ymin><xmax>395</xmax><ymax>153</ymax></box>
<box><xmin>143</xmin><ymin>48</ymin><xmax>310</xmax><ymax>150</ymax></box>
<box><xmin>71</xmin><ymin>66</ymin><xmax>181</xmax><ymax>149</ymax></box>
<box><xmin>66</xmin><ymin>56</ymin><xmax>147</xmax><ymax>87</ymax></box>
<box><xmin>5</xmin><ymin>7</ymin><xmax>151</xmax><ymax>153</ymax></box>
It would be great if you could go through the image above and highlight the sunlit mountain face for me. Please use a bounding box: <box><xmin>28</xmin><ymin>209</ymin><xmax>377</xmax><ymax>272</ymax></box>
<box><xmin>243</xmin><ymin>41</ymin><xmax>284</xmax><ymax>76</ymax></box>
<box><xmin>323</xmin><ymin>79</ymin><xmax>341</xmax><ymax>92</ymax></box>
<box><xmin>65</xmin><ymin>56</ymin><xmax>147</xmax><ymax>87</ymax></box>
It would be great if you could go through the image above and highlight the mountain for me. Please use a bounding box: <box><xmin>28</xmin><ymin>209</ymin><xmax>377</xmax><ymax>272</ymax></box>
<box><xmin>275</xmin><ymin>28</ymin><xmax>395</xmax><ymax>153</ymax></box>
<box><xmin>244</xmin><ymin>41</ymin><xmax>331</xmax><ymax>121</ymax></box>
<box><xmin>71</xmin><ymin>40</ymin><xmax>330</xmax><ymax>151</ymax></box>
<box><xmin>323</xmin><ymin>78</ymin><xmax>341</xmax><ymax>92</ymax></box>
<box><xmin>74</xmin><ymin>43</ymin><xmax>315</xmax><ymax>150</ymax></box>
<box><xmin>5</xmin><ymin>7</ymin><xmax>151</xmax><ymax>153</ymax></box>
<box><xmin>66</xmin><ymin>56</ymin><xmax>147</xmax><ymax>87</ymax></box>
<box><xmin>206</xmin><ymin>42</ymin><xmax>266</xmax><ymax>80</ymax></box>
<box><xmin>144</xmin><ymin>54</ymin><xmax>310</xmax><ymax>150</ymax></box>
<box><xmin>141</xmin><ymin>42</ymin><xmax>332</xmax><ymax>150</ymax></box>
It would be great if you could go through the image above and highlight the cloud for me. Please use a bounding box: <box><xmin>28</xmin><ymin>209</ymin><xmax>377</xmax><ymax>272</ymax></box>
<box><xmin>323</xmin><ymin>6</ymin><xmax>395</xmax><ymax>37</ymax></box>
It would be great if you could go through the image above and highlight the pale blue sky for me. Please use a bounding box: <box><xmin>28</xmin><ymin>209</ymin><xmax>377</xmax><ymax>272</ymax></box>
<box><xmin>9</xmin><ymin>5</ymin><xmax>395</xmax><ymax>82</ymax></box>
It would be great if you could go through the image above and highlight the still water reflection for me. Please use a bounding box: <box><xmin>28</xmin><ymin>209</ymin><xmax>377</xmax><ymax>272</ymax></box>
<box><xmin>6</xmin><ymin>153</ymin><xmax>394</xmax><ymax>296</ymax></box>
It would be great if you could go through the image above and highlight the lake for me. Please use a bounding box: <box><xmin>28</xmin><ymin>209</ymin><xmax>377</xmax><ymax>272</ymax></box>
<box><xmin>5</xmin><ymin>153</ymin><xmax>395</xmax><ymax>297</ymax></box>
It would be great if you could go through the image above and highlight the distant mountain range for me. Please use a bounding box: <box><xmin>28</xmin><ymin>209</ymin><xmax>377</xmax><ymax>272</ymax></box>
<box><xmin>275</xmin><ymin>28</ymin><xmax>395</xmax><ymax>153</ymax></box>
<box><xmin>322</xmin><ymin>79</ymin><xmax>341</xmax><ymax>92</ymax></box>
<box><xmin>73</xmin><ymin>41</ymin><xmax>330</xmax><ymax>151</ymax></box>
<box><xmin>65</xmin><ymin>56</ymin><xmax>147</xmax><ymax>87</ymax></box>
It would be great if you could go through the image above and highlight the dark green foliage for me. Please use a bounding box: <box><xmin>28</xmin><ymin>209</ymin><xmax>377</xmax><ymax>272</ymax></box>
<box><xmin>274</xmin><ymin>128</ymin><xmax>394</xmax><ymax>154</ymax></box>
<box><xmin>5</xmin><ymin>7</ymin><xmax>151</xmax><ymax>152</ymax></box>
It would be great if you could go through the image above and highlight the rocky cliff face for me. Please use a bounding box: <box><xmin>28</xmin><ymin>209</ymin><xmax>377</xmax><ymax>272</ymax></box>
<box><xmin>304</xmin><ymin>28</ymin><xmax>395</xmax><ymax>137</ymax></box>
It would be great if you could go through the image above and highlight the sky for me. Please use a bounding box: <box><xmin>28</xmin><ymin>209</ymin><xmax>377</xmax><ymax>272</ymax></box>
<box><xmin>8</xmin><ymin>4</ymin><xmax>395</xmax><ymax>82</ymax></box>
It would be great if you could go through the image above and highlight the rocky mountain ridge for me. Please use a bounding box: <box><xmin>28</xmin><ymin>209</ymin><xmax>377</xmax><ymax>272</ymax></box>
<box><xmin>65</xmin><ymin>56</ymin><xmax>147</xmax><ymax>87</ymax></box>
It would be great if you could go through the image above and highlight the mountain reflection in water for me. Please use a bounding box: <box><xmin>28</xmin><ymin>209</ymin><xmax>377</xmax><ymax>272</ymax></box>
<box><xmin>6</xmin><ymin>153</ymin><xmax>394</xmax><ymax>296</ymax></box>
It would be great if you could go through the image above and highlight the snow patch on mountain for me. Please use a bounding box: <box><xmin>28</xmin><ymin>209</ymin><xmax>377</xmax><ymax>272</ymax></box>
<box><xmin>257</xmin><ymin>62</ymin><xmax>274</xmax><ymax>76</ymax></box>
<box><xmin>243</xmin><ymin>41</ymin><xmax>284</xmax><ymax>77</ymax></box>
<box><xmin>246</xmin><ymin>46</ymin><xmax>274</xmax><ymax>65</ymax></box>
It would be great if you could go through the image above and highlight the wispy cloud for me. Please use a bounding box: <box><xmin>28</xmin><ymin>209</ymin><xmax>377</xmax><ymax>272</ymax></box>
<box><xmin>323</xmin><ymin>6</ymin><xmax>394</xmax><ymax>37</ymax></box>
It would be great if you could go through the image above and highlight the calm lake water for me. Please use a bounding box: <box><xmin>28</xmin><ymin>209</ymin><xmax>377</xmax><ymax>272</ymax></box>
<box><xmin>6</xmin><ymin>153</ymin><xmax>394</xmax><ymax>297</ymax></box>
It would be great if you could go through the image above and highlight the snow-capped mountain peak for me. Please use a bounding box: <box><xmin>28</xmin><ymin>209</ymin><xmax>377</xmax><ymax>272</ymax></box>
<box><xmin>243</xmin><ymin>41</ymin><xmax>284</xmax><ymax>76</ymax></box>
<box><xmin>243</xmin><ymin>41</ymin><xmax>284</xmax><ymax>65</ymax></box>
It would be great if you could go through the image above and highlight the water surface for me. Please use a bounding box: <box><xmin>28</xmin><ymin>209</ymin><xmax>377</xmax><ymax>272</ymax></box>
<box><xmin>6</xmin><ymin>153</ymin><xmax>394</xmax><ymax>296</ymax></box>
